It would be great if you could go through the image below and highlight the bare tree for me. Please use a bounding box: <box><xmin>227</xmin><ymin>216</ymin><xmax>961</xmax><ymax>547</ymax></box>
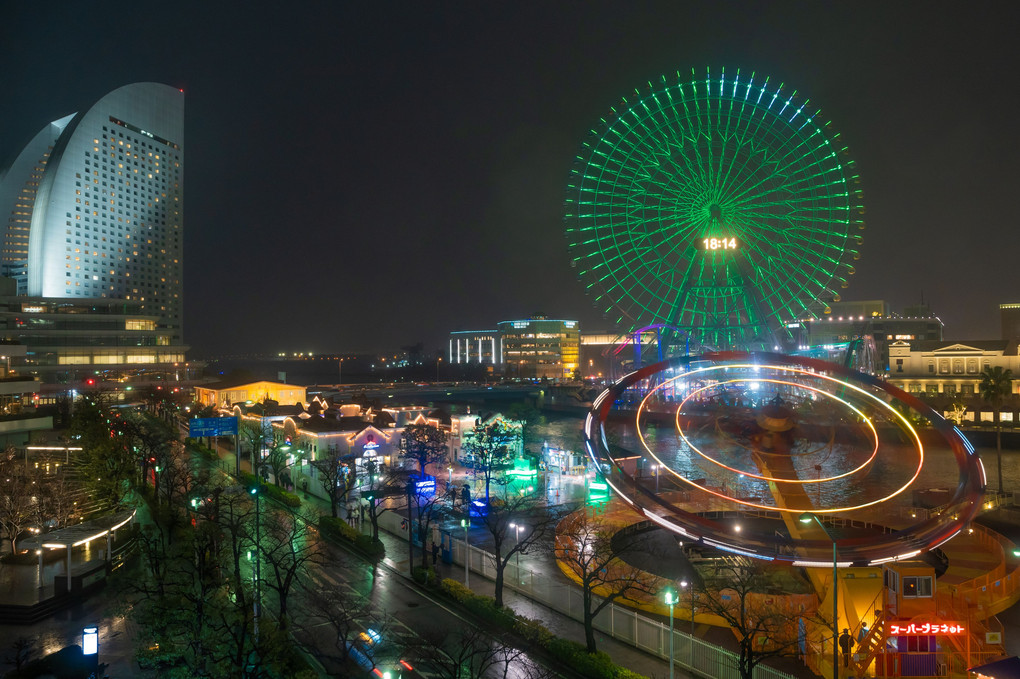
<box><xmin>400</xmin><ymin>422</ymin><xmax>448</xmax><ymax>476</ymax></box>
<box><xmin>407</xmin><ymin>625</ymin><xmax>554</xmax><ymax>679</ymax></box>
<box><xmin>478</xmin><ymin>487</ymin><xmax>558</xmax><ymax>608</ymax></box>
<box><xmin>555</xmin><ymin>509</ymin><xmax>659</xmax><ymax>652</ymax></box>
<box><xmin>258</xmin><ymin>509</ymin><xmax>323</xmax><ymax>629</ymax></box>
<box><xmin>156</xmin><ymin>439</ymin><xmax>199</xmax><ymax>510</ymax></box>
<box><xmin>4</xmin><ymin>636</ymin><xmax>36</xmax><ymax>674</ymax></box>
<box><xmin>0</xmin><ymin>448</ymin><xmax>36</xmax><ymax>553</ymax></box>
<box><xmin>361</xmin><ymin>457</ymin><xmax>407</xmax><ymax>543</ymax></box>
<box><xmin>312</xmin><ymin>445</ymin><xmax>357</xmax><ymax>518</ymax></box>
<box><xmin>697</xmin><ymin>559</ymin><xmax>806</xmax><ymax>679</ymax></box>
<box><xmin>409</xmin><ymin>480</ymin><xmax>444</xmax><ymax>569</ymax></box>
<box><xmin>461</xmin><ymin>419</ymin><xmax>519</xmax><ymax>505</ymax></box>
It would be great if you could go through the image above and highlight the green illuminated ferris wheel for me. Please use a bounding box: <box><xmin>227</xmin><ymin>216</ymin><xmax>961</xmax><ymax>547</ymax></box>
<box><xmin>565</xmin><ymin>67</ymin><xmax>865</xmax><ymax>350</ymax></box>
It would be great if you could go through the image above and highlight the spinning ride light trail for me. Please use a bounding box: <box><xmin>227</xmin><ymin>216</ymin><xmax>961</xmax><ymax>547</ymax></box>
<box><xmin>663</xmin><ymin>378</ymin><xmax>882</xmax><ymax>485</ymax></box>
<box><xmin>585</xmin><ymin>352</ymin><xmax>986</xmax><ymax>566</ymax></box>
<box><xmin>634</xmin><ymin>365</ymin><xmax>925</xmax><ymax>512</ymax></box>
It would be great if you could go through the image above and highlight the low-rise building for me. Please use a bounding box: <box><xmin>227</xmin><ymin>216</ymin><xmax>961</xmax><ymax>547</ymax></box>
<box><xmin>887</xmin><ymin>339</ymin><xmax>1019</xmax><ymax>423</ymax></box>
<box><xmin>194</xmin><ymin>379</ymin><xmax>306</xmax><ymax>409</ymax></box>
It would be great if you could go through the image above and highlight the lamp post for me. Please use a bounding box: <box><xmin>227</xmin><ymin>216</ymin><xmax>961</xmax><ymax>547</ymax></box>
<box><xmin>251</xmin><ymin>485</ymin><xmax>261</xmax><ymax>642</ymax></box>
<box><xmin>652</xmin><ymin>463</ymin><xmax>660</xmax><ymax>492</ymax></box>
<box><xmin>664</xmin><ymin>587</ymin><xmax>677</xmax><ymax>679</ymax></box>
<box><xmin>801</xmin><ymin>512</ymin><xmax>838</xmax><ymax>679</ymax></box>
<box><xmin>509</xmin><ymin>522</ymin><xmax>523</xmax><ymax>582</ymax></box>
<box><xmin>681</xmin><ymin>579</ymin><xmax>693</xmax><ymax>665</ymax></box>
<box><xmin>460</xmin><ymin>518</ymin><xmax>470</xmax><ymax>587</ymax></box>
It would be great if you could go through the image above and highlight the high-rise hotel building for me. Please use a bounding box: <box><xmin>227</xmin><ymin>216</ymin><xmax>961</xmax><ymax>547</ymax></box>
<box><xmin>0</xmin><ymin>83</ymin><xmax>187</xmax><ymax>385</ymax></box>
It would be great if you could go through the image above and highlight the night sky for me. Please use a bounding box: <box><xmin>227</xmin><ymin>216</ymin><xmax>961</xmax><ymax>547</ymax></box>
<box><xmin>2</xmin><ymin>2</ymin><xmax>1018</xmax><ymax>356</ymax></box>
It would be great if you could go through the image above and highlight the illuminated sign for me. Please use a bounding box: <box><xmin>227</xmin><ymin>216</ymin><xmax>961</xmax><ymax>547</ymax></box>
<box><xmin>509</xmin><ymin>458</ymin><xmax>537</xmax><ymax>477</ymax></box>
<box><xmin>415</xmin><ymin>478</ymin><xmax>436</xmax><ymax>493</ymax></box>
<box><xmin>889</xmin><ymin>622</ymin><xmax>965</xmax><ymax>635</ymax></box>
<box><xmin>363</xmin><ymin>433</ymin><xmax>379</xmax><ymax>456</ymax></box>
<box><xmin>588</xmin><ymin>477</ymin><xmax>610</xmax><ymax>501</ymax></box>
<box><xmin>702</xmin><ymin>237</ymin><xmax>738</xmax><ymax>250</ymax></box>
<box><xmin>83</xmin><ymin>626</ymin><xmax>99</xmax><ymax>655</ymax></box>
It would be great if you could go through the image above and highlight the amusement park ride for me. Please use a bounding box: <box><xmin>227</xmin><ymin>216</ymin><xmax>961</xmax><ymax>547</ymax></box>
<box><xmin>564</xmin><ymin>68</ymin><xmax>1018</xmax><ymax>678</ymax></box>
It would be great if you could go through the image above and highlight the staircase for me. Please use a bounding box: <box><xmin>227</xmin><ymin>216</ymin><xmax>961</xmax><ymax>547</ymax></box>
<box><xmin>848</xmin><ymin>609</ymin><xmax>886</xmax><ymax>677</ymax></box>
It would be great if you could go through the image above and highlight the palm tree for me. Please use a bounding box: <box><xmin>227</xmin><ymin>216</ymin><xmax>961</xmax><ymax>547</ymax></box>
<box><xmin>979</xmin><ymin>366</ymin><xmax>1014</xmax><ymax>493</ymax></box>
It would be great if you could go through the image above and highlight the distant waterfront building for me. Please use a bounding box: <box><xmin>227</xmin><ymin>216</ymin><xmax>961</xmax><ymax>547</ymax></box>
<box><xmin>0</xmin><ymin>83</ymin><xmax>185</xmax><ymax>349</ymax></box>
<box><xmin>448</xmin><ymin>315</ymin><xmax>580</xmax><ymax>380</ymax></box>
<box><xmin>449</xmin><ymin>330</ymin><xmax>498</xmax><ymax>367</ymax></box>
<box><xmin>790</xmin><ymin>300</ymin><xmax>943</xmax><ymax>372</ymax></box>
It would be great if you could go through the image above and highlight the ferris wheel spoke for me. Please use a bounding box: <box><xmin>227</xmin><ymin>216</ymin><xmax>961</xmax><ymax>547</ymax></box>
<box><xmin>726</xmin><ymin>136</ymin><xmax>838</xmax><ymax>208</ymax></box>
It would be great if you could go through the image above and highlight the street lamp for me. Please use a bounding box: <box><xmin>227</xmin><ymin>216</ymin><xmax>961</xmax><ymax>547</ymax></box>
<box><xmin>680</xmin><ymin>579</ymin><xmax>693</xmax><ymax>665</ymax></box>
<box><xmin>652</xmin><ymin>463</ymin><xmax>660</xmax><ymax>492</ymax></box>
<box><xmin>800</xmin><ymin>512</ymin><xmax>838</xmax><ymax>679</ymax></box>
<box><xmin>509</xmin><ymin>522</ymin><xmax>523</xmax><ymax>582</ymax></box>
<box><xmin>251</xmin><ymin>485</ymin><xmax>262</xmax><ymax>642</ymax></box>
<box><xmin>460</xmin><ymin>518</ymin><xmax>470</xmax><ymax>587</ymax></box>
<box><xmin>664</xmin><ymin>587</ymin><xmax>677</xmax><ymax>679</ymax></box>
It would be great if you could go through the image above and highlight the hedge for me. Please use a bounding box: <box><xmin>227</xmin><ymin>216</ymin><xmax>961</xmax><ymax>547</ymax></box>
<box><xmin>436</xmin><ymin>578</ymin><xmax>648</xmax><ymax>679</ymax></box>
<box><xmin>184</xmin><ymin>439</ymin><xmax>219</xmax><ymax>462</ymax></box>
<box><xmin>318</xmin><ymin>516</ymin><xmax>385</xmax><ymax>559</ymax></box>
<box><xmin>239</xmin><ymin>471</ymin><xmax>301</xmax><ymax>508</ymax></box>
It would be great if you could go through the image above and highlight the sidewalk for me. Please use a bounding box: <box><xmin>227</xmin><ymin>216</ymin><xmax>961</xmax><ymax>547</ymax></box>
<box><xmin>240</xmin><ymin>451</ymin><xmax>694</xmax><ymax>678</ymax></box>
<box><xmin>380</xmin><ymin>531</ymin><xmax>691</xmax><ymax>679</ymax></box>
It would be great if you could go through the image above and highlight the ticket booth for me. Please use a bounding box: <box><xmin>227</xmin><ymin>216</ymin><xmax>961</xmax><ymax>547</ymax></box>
<box><xmin>879</xmin><ymin>563</ymin><xmax>953</xmax><ymax>677</ymax></box>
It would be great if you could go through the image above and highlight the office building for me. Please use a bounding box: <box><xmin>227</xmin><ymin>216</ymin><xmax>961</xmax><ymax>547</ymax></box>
<box><xmin>448</xmin><ymin>315</ymin><xmax>580</xmax><ymax>380</ymax></box>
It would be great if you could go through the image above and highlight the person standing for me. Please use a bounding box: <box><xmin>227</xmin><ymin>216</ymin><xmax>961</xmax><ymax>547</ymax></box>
<box><xmin>838</xmin><ymin>628</ymin><xmax>855</xmax><ymax>667</ymax></box>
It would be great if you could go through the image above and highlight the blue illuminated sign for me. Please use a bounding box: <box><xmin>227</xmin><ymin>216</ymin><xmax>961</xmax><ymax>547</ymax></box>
<box><xmin>189</xmin><ymin>417</ymin><xmax>239</xmax><ymax>437</ymax></box>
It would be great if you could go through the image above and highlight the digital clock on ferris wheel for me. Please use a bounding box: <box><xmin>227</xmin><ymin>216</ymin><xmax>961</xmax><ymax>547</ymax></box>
<box><xmin>702</xmin><ymin>237</ymin><xmax>738</xmax><ymax>250</ymax></box>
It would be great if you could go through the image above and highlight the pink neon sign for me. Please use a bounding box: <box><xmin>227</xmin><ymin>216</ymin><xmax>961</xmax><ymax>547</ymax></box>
<box><xmin>889</xmin><ymin>623</ymin><xmax>965</xmax><ymax>635</ymax></box>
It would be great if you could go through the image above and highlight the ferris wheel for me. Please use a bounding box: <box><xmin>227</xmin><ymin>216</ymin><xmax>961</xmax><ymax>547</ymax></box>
<box><xmin>565</xmin><ymin>67</ymin><xmax>865</xmax><ymax>350</ymax></box>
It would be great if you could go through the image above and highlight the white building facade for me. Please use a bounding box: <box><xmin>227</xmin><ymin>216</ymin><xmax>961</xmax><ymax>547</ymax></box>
<box><xmin>0</xmin><ymin>83</ymin><xmax>185</xmax><ymax>344</ymax></box>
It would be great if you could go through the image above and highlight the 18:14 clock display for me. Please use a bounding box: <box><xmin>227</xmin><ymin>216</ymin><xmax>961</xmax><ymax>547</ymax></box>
<box><xmin>702</xmin><ymin>237</ymin><xmax>738</xmax><ymax>250</ymax></box>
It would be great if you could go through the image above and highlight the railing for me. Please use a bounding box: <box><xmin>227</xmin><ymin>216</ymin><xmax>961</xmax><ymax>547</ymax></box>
<box><xmin>414</xmin><ymin>519</ymin><xmax>798</xmax><ymax>679</ymax></box>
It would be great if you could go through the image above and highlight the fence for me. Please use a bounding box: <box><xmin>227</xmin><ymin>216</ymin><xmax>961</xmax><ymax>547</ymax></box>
<box><xmin>404</xmin><ymin>514</ymin><xmax>799</xmax><ymax>679</ymax></box>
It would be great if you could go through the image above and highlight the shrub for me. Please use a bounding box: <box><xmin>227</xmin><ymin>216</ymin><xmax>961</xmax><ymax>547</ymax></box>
<box><xmin>436</xmin><ymin>578</ymin><xmax>646</xmax><ymax>679</ymax></box>
<box><xmin>240</xmin><ymin>471</ymin><xmax>301</xmax><ymax>508</ymax></box>
<box><xmin>319</xmin><ymin>516</ymin><xmax>385</xmax><ymax>559</ymax></box>
<box><xmin>440</xmin><ymin>578</ymin><xmax>472</xmax><ymax>602</ymax></box>
<box><xmin>412</xmin><ymin>566</ymin><xmax>436</xmax><ymax>585</ymax></box>
<box><xmin>545</xmin><ymin>639</ymin><xmax>617</xmax><ymax>679</ymax></box>
<box><xmin>184</xmin><ymin>439</ymin><xmax>219</xmax><ymax>461</ymax></box>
